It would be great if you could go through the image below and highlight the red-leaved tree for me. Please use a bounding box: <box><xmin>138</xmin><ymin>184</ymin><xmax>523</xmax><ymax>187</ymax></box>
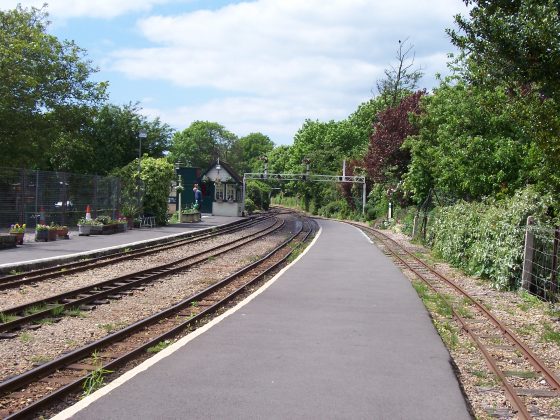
<box><xmin>364</xmin><ymin>90</ymin><xmax>425</xmax><ymax>183</ymax></box>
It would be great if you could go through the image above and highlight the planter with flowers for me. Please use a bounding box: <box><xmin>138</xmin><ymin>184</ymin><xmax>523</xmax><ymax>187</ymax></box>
<box><xmin>52</xmin><ymin>224</ymin><xmax>69</xmax><ymax>239</ymax></box>
<box><xmin>181</xmin><ymin>204</ymin><xmax>201</xmax><ymax>223</ymax></box>
<box><xmin>35</xmin><ymin>224</ymin><xmax>50</xmax><ymax>242</ymax></box>
<box><xmin>9</xmin><ymin>223</ymin><xmax>26</xmax><ymax>245</ymax></box>
<box><xmin>77</xmin><ymin>218</ymin><xmax>102</xmax><ymax>236</ymax></box>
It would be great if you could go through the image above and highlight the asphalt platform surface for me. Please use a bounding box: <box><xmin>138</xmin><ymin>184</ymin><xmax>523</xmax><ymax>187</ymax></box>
<box><xmin>54</xmin><ymin>218</ymin><xmax>472</xmax><ymax>420</ymax></box>
<box><xmin>0</xmin><ymin>215</ymin><xmax>241</xmax><ymax>272</ymax></box>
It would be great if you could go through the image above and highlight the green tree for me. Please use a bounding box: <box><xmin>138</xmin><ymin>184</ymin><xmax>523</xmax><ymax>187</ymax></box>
<box><xmin>403</xmin><ymin>80</ymin><xmax>533</xmax><ymax>203</ymax></box>
<box><xmin>49</xmin><ymin>103</ymin><xmax>172</xmax><ymax>174</ymax></box>
<box><xmin>235</xmin><ymin>132</ymin><xmax>275</xmax><ymax>175</ymax></box>
<box><xmin>0</xmin><ymin>5</ymin><xmax>107</xmax><ymax>168</ymax></box>
<box><xmin>169</xmin><ymin>121</ymin><xmax>238</xmax><ymax>170</ymax></box>
<box><xmin>449</xmin><ymin>0</ymin><xmax>560</xmax><ymax>100</ymax></box>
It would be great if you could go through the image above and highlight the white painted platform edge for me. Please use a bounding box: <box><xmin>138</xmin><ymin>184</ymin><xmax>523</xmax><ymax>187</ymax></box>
<box><xmin>51</xmin><ymin>225</ymin><xmax>323</xmax><ymax>420</ymax></box>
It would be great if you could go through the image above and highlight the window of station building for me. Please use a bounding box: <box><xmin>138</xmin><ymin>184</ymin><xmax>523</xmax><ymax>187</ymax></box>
<box><xmin>215</xmin><ymin>183</ymin><xmax>224</xmax><ymax>201</ymax></box>
<box><xmin>226</xmin><ymin>184</ymin><xmax>236</xmax><ymax>202</ymax></box>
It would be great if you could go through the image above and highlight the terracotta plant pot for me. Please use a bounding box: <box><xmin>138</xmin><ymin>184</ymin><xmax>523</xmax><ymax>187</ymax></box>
<box><xmin>10</xmin><ymin>232</ymin><xmax>24</xmax><ymax>245</ymax></box>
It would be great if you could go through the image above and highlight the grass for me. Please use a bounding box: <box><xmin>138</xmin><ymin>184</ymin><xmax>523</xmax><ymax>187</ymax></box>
<box><xmin>64</xmin><ymin>307</ymin><xmax>86</xmax><ymax>318</ymax></box>
<box><xmin>9</xmin><ymin>269</ymin><xmax>22</xmax><ymax>275</ymax></box>
<box><xmin>0</xmin><ymin>312</ymin><xmax>18</xmax><ymax>324</ymax></box>
<box><xmin>517</xmin><ymin>289</ymin><xmax>543</xmax><ymax>312</ymax></box>
<box><xmin>30</xmin><ymin>355</ymin><xmax>50</xmax><ymax>364</ymax></box>
<box><xmin>434</xmin><ymin>320</ymin><xmax>459</xmax><ymax>350</ymax></box>
<box><xmin>542</xmin><ymin>322</ymin><xmax>560</xmax><ymax>345</ymax></box>
<box><xmin>50</xmin><ymin>304</ymin><xmax>65</xmax><ymax>317</ymax></box>
<box><xmin>23</xmin><ymin>304</ymin><xmax>47</xmax><ymax>316</ymax></box>
<box><xmin>147</xmin><ymin>339</ymin><xmax>173</xmax><ymax>354</ymax></box>
<box><xmin>82</xmin><ymin>365</ymin><xmax>112</xmax><ymax>397</ymax></box>
<box><xmin>190</xmin><ymin>301</ymin><xmax>199</xmax><ymax>307</ymax></box>
<box><xmin>19</xmin><ymin>331</ymin><xmax>33</xmax><ymax>343</ymax></box>
<box><xmin>516</xmin><ymin>323</ymin><xmax>537</xmax><ymax>337</ymax></box>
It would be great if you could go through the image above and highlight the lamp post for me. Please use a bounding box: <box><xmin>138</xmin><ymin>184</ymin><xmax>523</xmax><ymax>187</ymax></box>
<box><xmin>137</xmin><ymin>129</ymin><xmax>147</xmax><ymax>208</ymax></box>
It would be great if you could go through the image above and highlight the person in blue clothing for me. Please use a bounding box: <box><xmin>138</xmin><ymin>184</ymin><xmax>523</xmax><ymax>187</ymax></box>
<box><xmin>193</xmin><ymin>184</ymin><xmax>202</xmax><ymax>209</ymax></box>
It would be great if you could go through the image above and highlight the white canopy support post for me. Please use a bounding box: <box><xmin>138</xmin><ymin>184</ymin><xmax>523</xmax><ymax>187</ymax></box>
<box><xmin>242</xmin><ymin>175</ymin><xmax>246</xmax><ymax>216</ymax></box>
<box><xmin>362</xmin><ymin>181</ymin><xmax>366</xmax><ymax>214</ymax></box>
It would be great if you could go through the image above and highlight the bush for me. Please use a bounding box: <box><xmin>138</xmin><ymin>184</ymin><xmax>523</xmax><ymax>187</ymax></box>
<box><xmin>244</xmin><ymin>198</ymin><xmax>256</xmax><ymax>214</ymax></box>
<box><xmin>246</xmin><ymin>180</ymin><xmax>271</xmax><ymax>211</ymax></box>
<box><xmin>429</xmin><ymin>186</ymin><xmax>554</xmax><ymax>290</ymax></box>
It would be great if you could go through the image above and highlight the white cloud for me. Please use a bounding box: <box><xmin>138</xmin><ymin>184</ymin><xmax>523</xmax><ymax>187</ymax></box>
<box><xmin>126</xmin><ymin>0</ymin><xmax>465</xmax><ymax>143</ymax></box>
<box><xmin>0</xmin><ymin>0</ymin><xmax>188</xmax><ymax>19</ymax></box>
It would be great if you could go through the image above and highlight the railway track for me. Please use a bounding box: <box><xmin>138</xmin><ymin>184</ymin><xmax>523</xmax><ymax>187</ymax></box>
<box><xmin>351</xmin><ymin>222</ymin><xmax>560</xmax><ymax>419</ymax></box>
<box><xmin>0</xmin><ymin>214</ymin><xmax>272</xmax><ymax>291</ymax></box>
<box><xmin>0</xmin><ymin>212</ymin><xmax>316</xmax><ymax>419</ymax></box>
<box><xmin>0</xmin><ymin>216</ymin><xmax>283</xmax><ymax>334</ymax></box>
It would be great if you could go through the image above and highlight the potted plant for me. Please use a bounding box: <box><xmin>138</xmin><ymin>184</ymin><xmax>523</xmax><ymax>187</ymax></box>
<box><xmin>9</xmin><ymin>223</ymin><xmax>26</xmax><ymax>245</ymax></box>
<box><xmin>121</xmin><ymin>204</ymin><xmax>140</xmax><ymax>229</ymax></box>
<box><xmin>53</xmin><ymin>224</ymin><xmax>69</xmax><ymax>239</ymax></box>
<box><xmin>116</xmin><ymin>218</ymin><xmax>128</xmax><ymax>233</ymax></box>
<box><xmin>181</xmin><ymin>204</ymin><xmax>201</xmax><ymax>223</ymax></box>
<box><xmin>77</xmin><ymin>218</ymin><xmax>101</xmax><ymax>236</ymax></box>
<box><xmin>35</xmin><ymin>224</ymin><xmax>49</xmax><ymax>241</ymax></box>
<box><xmin>47</xmin><ymin>223</ymin><xmax>58</xmax><ymax>241</ymax></box>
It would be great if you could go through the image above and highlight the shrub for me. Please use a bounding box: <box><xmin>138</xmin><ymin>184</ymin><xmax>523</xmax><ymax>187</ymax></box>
<box><xmin>244</xmin><ymin>198</ymin><xmax>256</xmax><ymax>214</ymax></box>
<box><xmin>429</xmin><ymin>186</ymin><xmax>554</xmax><ymax>290</ymax></box>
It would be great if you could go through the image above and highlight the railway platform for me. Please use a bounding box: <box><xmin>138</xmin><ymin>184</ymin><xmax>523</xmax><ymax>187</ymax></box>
<box><xmin>0</xmin><ymin>214</ymin><xmax>242</xmax><ymax>274</ymax></box>
<box><xmin>54</xmin><ymin>218</ymin><xmax>472</xmax><ymax>420</ymax></box>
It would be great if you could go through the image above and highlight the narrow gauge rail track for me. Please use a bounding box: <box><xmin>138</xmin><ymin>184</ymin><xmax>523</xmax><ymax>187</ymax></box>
<box><xmin>351</xmin><ymin>222</ymin><xmax>560</xmax><ymax>420</ymax></box>
<box><xmin>0</xmin><ymin>215</ymin><xmax>316</xmax><ymax>419</ymax></box>
<box><xmin>0</xmin><ymin>216</ymin><xmax>285</xmax><ymax>334</ymax></box>
<box><xmin>0</xmin><ymin>214</ymin><xmax>274</xmax><ymax>291</ymax></box>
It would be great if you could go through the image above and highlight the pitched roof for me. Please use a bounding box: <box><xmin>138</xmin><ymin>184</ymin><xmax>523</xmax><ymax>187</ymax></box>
<box><xmin>201</xmin><ymin>159</ymin><xmax>243</xmax><ymax>184</ymax></box>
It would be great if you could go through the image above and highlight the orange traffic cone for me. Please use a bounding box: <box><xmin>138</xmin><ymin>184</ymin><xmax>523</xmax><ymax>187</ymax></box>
<box><xmin>85</xmin><ymin>205</ymin><xmax>92</xmax><ymax>220</ymax></box>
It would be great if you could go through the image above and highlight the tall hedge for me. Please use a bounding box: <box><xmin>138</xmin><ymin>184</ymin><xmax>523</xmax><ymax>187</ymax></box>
<box><xmin>428</xmin><ymin>186</ymin><xmax>554</xmax><ymax>290</ymax></box>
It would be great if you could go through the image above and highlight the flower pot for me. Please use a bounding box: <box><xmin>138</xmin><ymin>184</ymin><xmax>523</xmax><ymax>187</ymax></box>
<box><xmin>35</xmin><ymin>230</ymin><xmax>49</xmax><ymax>242</ymax></box>
<box><xmin>47</xmin><ymin>229</ymin><xmax>58</xmax><ymax>241</ymax></box>
<box><xmin>181</xmin><ymin>212</ymin><xmax>201</xmax><ymax>223</ymax></box>
<box><xmin>90</xmin><ymin>224</ymin><xmax>103</xmax><ymax>235</ymax></box>
<box><xmin>57</xmin><ymin>227</ymin><xmax>69</xmax><ymax>239</ymax></box>
<box><xmin>10</xmin><ymin>232</ymin><xmax>24</xmax><ymax>245</ymax></box>
<box><xmin>78</xmin><ymin>224</ymin><xmax>92</xmax><ymax>236</ymax></box>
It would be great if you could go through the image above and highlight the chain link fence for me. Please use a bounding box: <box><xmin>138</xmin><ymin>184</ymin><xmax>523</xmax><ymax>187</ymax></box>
<box><xmin>522</xmin><ymin>217</ymin><xmax>560</xmax><ymax>300</ymax></box>
<box><xmin>0</xmin><ymin>167</ymin><xmax>121</xmax><ymax>230</ymax></box>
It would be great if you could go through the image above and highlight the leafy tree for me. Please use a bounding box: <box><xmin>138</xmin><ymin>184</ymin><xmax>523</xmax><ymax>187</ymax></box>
<box><xmin>235</xmin><ymin>132</ymin><xmax>275</xmax><ymax>175</ymax></box>
<box><xmin>0</xmin><ymin>5</ymin><xmax>107</xmax><ymax>168</ymax></box>
<box><xmin>449</xmin><ymin>0</ymin><xmax>560</xmax><ymax>100</ymax></box>
<box><xmin>364</xmin><ymin>91</ymin><xmax>424</xmax><ymax>185</ymax></box>
<box><xmin>403</xmin><ymin>81</ymin><xmax>533</xmax><ymax>203</ymax></box>
<box><xmin>169</xmin><ymin>121</ymin><xmax>238</xmax><ymax>171</ymax></box>
<box><xmin>49</xmin><ymin>103</ymin><xmax>172</xmax><ymax>174</ymax></box>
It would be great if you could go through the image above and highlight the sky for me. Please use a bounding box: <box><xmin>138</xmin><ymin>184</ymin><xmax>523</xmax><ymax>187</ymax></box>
<box><xmin>2</xmin><ymin>0</ymin><xmax>469</xmax><ymax>145</ymax></box>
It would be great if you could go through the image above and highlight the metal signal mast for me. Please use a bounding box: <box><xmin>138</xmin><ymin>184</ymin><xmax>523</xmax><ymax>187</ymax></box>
<box><xmin>242</xmin><ymin>158</ymin><xmax>367</xmax><ymax>213</ymax></box>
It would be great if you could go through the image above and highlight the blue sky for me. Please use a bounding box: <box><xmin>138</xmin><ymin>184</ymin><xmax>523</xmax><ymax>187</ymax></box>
<box><xmin>2</xmin><ymin>0</ymin><xmax>468</xmax><ymax>145</ymax></box>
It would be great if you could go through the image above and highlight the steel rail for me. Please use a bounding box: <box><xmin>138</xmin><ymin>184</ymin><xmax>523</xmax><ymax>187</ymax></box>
<box><xmin>0</xmin><ymin>215</ymin><xmax>271</xmax><ymax>290</ymax></box>
<box><xmin>0</xmin><ymin>217</ymin><xmax>285</xmax><ymax>333</ymax></box>
<box><xmin>1</xmin><ymin>216</ymin><xmax>316</xmax><ymax>419</ymax></box>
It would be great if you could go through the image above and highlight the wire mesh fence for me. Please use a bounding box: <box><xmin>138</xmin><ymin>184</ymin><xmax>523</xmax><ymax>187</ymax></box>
<box><xmin>0</xmin><ymin>167</ymin><xmax>121</xmax><ymax>230</ymax></box>
<box><xmin>522</xmin><ymin>217</ymin><xmax>560</xmax><ymax>300</ymax></box>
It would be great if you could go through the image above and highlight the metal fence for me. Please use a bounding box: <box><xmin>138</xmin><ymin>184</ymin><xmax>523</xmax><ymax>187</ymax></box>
<box><xmin>522</xmin><ymin>217</ymin><xmax>560</xmax><ymax>300</ymax></box>
<box><xmin>0</xmin><ymin>167</ymin><xmax>121</xmax><ymax>230</ymax></box>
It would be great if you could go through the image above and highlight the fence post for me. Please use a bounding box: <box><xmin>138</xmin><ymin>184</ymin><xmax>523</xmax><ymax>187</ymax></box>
<box><xmin>522</xmin><ymin>216</ymin><xmax>535</xmax><ymax>291</ymax></box>
<box><xmin>411</xmin><ymin>213</ymin><xmax>418</xmax><ymax>239</ymax></box>
<box><xmin>551</xmin><ymin>226</ymin><xmax>559</xmax><ymax>295</ymax></box>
